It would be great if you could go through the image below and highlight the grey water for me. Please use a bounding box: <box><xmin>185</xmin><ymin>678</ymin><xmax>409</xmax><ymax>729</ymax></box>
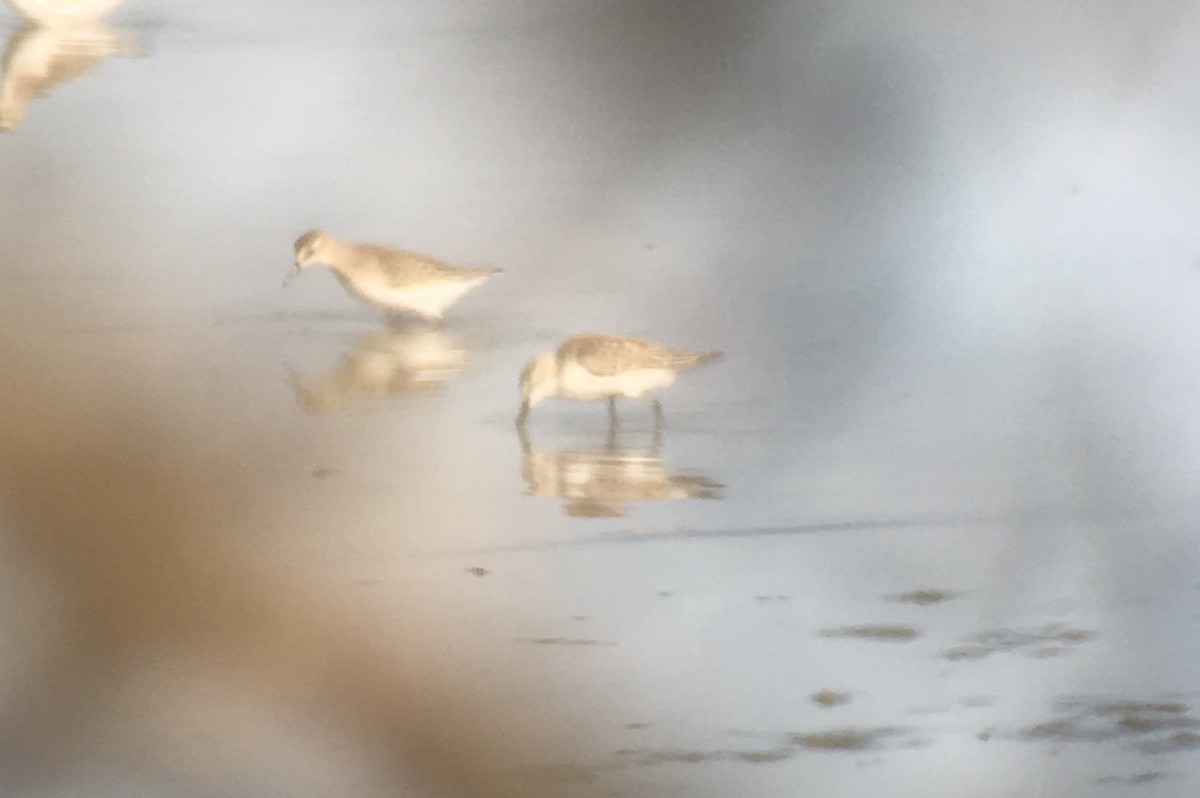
<box><xmin>3</xmin><ymin>1</ymin><xmax>1200</xmax><ymax>795</ymax></box>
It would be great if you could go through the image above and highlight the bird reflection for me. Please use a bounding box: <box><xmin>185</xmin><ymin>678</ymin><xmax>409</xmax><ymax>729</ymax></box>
<box><xmin>287</xmin><ymin>324</ymin><xmax>467</xmax><ymax>415</ymax></box>
<box><xmin>519</xmin><ymin>422</ymin><xmax>723</xmax><ymax>518</ymax></box>
<box><xmin>0</xmin><ymin>14</ymin><xmax>141</xmax><ymax>132</ymax></box>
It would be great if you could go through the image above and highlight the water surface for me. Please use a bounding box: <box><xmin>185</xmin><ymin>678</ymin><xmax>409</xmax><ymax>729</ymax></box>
<box><xmin>3</xmin><ymin>1</ymin><xmax>1200</xmax><ymax>795</ymax></box>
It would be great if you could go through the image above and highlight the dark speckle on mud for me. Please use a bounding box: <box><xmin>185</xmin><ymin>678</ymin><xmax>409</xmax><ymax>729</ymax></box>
<box><xmin>554</xmin><ymin>727</ymin><xmax>916</xmax><ymax>776</ymax></box>
<box><xmin>1018</xmin><ymin>697</ymin><xmax>1199</xmax><ymax>754</ymax></box>
<box><xmin>943</xmin><ymin>624</ymin><xmax>1094</xmax><ymax>661</ymax></box>
<box><xmin>821</xmin><ymin>624</ymin><xmax>919</xmax><ymax>642</ymax></box>
<box><xmin>892</xmin><ymin>588</ymin><xmax>955</xmax><ymax>606</ymax></box>
<box><xmin>791</xmin><ymin>727</ymin><xmax>902</xmax><ymax>751</ymax></box>
<box><xmin>737</xmin><ymin>749</ymin><xmax>792</xmax><ymax>763</ymax></box>
<box><xmin>753</xmin><ymin>595</ymin><xmax>790</xmax><ymax>604</ymax></box>
<box><xmin>1095</xmin><ymin>771</ymin><xmax>1172</xmax><ymax>786</ymax></box>
<box><xmin>812</xmin><ymin>690</ymin><xmax>852</xmax><ymax>708</ymax></box>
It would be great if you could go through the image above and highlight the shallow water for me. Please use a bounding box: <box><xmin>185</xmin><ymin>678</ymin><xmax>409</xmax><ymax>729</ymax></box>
<box><xmin>3</xmin><ymin>1</ymin><xmax>1200</xmax><ymax>795</ymax></box>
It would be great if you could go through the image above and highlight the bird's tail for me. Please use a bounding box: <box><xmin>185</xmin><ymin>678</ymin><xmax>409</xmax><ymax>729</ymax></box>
<box><xmin>459</xmin><ymin>266</ymin><xmax>503</xmax><ymax>283</ymax></box>
<box><xmin>670</xmin><ymin>349</ymin><xmax>724</xmax><ymax>371</ymax></box>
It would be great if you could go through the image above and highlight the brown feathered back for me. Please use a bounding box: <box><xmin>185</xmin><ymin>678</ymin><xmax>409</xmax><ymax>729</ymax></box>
<box><xmin>558</xmin><ymin>334</ymin><xmax>722</xmax><ymax>376</ymax></box>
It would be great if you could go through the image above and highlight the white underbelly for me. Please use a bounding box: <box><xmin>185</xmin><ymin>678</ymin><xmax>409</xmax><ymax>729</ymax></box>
<box><xmin>340</xmin><ymin>274</ymin><xmax>485</xmax><ymax>318</ymax></box>
<box><xmin>558</xmin><ymin>361</ymin><xmax>676</xmax><ymax>399</ymax></box>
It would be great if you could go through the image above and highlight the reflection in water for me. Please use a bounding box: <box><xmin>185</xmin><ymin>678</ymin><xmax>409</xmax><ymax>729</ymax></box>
<box><xmin>287</xmin><ymin>324</ymin><xmax>467</xmax><ymax>415</ymax></box>
<box><xmin>0</xmin><ymin>14</ymin><xmax>140</xmax><ymax>131</ymax></box>
<box><xmin>519</xmin><ymin>423</ymin><xmax>723</xmax><ymax>518</ymax></box>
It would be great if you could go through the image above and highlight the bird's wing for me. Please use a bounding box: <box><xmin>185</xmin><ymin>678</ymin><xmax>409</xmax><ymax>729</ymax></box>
<box><xmin>366</xmin><ymin>246</ymin><xmax>494</xmax><ymax>288</ymax></box>
<box><xmin>560</xmin><ymin>335</ymin><xmax>671</xmax><ymax>376</ymax></box>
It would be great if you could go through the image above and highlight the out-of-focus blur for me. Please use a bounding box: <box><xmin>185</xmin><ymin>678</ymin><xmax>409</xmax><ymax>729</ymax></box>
<box><xmin>3</xmin><ymin>0</ymin><xmax>1200</xmax><ymax>796</ymax></box>
<box><xmin>0</xmin><ymin>13</ymin><xmax>140</xmax><ymax>131</ymax></box>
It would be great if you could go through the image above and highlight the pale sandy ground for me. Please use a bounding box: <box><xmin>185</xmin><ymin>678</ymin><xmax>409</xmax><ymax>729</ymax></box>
<box><xmin>3</xmin><ymin>1</ymin><xmax>1200</xmax><ymax>796</ymax></box>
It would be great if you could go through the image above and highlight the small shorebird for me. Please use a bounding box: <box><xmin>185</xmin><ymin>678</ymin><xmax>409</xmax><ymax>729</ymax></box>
<box><xmin>286</xmin><ymin>230</ymin><xmax>501</xmax><ymax>321</ymax></box>
<box><xmin>517</xmin><ymin>333</ymin><xmax>723</xmax><ymax>426</ymax></box>
<box><xmin>6</xmin><ymin>0</ymin><xmax>128</xmax><ymax>26</ymax></box>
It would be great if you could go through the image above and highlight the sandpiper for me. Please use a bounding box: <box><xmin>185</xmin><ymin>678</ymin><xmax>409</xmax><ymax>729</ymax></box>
<box><xmin>7</xmin><ymin>0</ymin><xmax>128</xmax><ymax>26</ymax></box>
<box><xmin>285</xmin><ymin>230</ymin><xmax>502</xmax><ymax>321</ymax></box>
<box><xmin>517</xmin><ymin>333</ymin><xmax>723</xmax><ymax>426</ymax></box>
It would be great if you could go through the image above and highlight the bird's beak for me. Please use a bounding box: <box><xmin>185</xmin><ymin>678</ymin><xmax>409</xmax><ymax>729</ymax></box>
<box><xmin>283</xmin><ymin>263</ymin><xmax>301</xmax><ymax>287</ymax></box>
<box><xmin>516</xmin><ymin>401</ymin><xmax>530</xmax><ymax>427</ymax></box>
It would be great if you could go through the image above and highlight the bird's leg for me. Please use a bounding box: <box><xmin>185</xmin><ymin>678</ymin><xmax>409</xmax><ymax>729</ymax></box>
<box><xmin>606</xmin><ymin>396</ymin><xmax>621</xmax><ymax>445</ymax></box>
<box><xmin>652</xmin><ymin>398</ymin><xmax>664</xmax><ymax>432</ymax></box>
<box><xmin>606</xmin><ymin>417</ymin><xmax>618</xmax><ymax>451</ymax></box>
